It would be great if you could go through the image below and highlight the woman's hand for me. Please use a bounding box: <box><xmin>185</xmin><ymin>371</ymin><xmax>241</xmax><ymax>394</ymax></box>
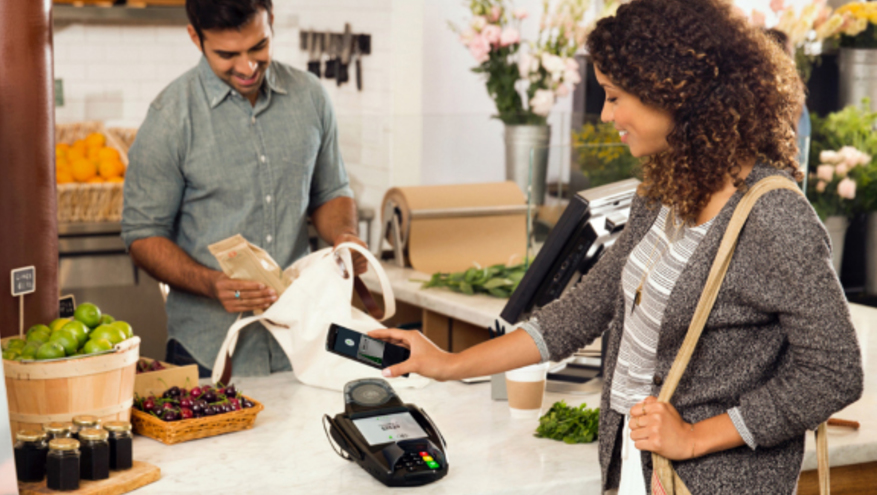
<box><xmin>629</xmin><ymin>396</ymin><xmax>697</xmax><ymax>461</ymax></box>
<box><xmin>368</xmin><ymin>328</ymin><xmax>457</xmax><ymax>381</ymax></box>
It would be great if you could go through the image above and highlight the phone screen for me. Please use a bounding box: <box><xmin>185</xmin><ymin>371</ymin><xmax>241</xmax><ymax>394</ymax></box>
<box><xmin>330</xmin><ymin>325</ymin><xmax>392</xmax><ymax>369</ymax></box>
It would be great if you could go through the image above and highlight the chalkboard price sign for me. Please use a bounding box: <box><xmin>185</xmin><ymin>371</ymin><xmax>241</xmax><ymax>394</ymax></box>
<box><xmin>11</xmin><ymin>266</ymin><xmax>36</xmax><ymax>296</ymax></box>
<box><xmin>59</xmin><ymin>295</ymin><xmax>76</xmax><ymax>318</ymax></box>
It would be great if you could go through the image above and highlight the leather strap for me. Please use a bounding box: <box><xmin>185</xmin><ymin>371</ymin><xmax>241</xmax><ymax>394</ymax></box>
<box><xmin>652</xmin><ymin>177</ymin><xmax>829</xmax><ymax>495</ymax></box>
<box><xmin>354</xmin><ymin>276</ymin><xmax>384</xmax><ymax>320</ymax></box>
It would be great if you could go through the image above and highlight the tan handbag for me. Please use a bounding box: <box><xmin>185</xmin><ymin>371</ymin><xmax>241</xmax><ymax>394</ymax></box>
<box><xmin>650</xmin><ymin>176</ymin><xmax>830</xmax><ymax>495</ymax></box>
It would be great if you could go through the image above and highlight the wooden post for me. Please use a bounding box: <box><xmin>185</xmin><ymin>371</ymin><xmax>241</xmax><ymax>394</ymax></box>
<box><xmin>0</xmin><ymin>0</ymin><xmax>58</xmax><ymax>337</ymax></box>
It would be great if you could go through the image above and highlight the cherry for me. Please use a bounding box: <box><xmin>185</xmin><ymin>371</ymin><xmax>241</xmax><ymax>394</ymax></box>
<box><xmin>191</xmin><ymin>402</ymin><xmax>203</xmax><ymax>415</ymax></box>
<box><xmin>162</xmin><ymin>410</ymin><xmax>178</xmax><ymax>422</ymax></box>
<box><xmin>228</xmin><ymin>398</ymin><xmax>240</xmax><ymax>409</ymax></box>
<box><xmin>162</xmin><ymin>402</ymin><xmax>175</xmax><ymax>410</ymax></box>
<box><xmin>202</xmin><ymin>390</ymin><xmax>217</xmax><ymax>403</ymax></box>
<box><xmin>190</xmin><ymin>387</ymin><xmax>203</xmax><ymax>399</ymax></box>
<box><xmin>180</xmin><ymin>397</ymin><xmax>194</xmax><ymax>409</ymax></box>
<box><xmin>223</xmin><ymin>385</ymin><xmax>236</xmax><ymax>397</ymax></box>
<box><xmin>204</xmin><ymin>406</ymin><xmax>216</xmax><ymax>416</ymax></box>
<box><xmin>242</xmin><ymin>399</ymin><xmax>255</xmax><ymax>409</ymax></box>
<box><xmin>180</xmin><ymin>408</ymin><xmax>193</xmax><ymax>419</ymax></box>
<box><xmin>143</xmin><ymin>399</ymin><xmax>155</xmax><ymax>411</ymax></box>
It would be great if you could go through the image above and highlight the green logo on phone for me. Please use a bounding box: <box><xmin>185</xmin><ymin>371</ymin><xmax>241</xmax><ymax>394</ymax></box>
<box><xmin>345</xmin><ymin>338</ymin><xmax>355</xmax><ymax>346</ymax></box>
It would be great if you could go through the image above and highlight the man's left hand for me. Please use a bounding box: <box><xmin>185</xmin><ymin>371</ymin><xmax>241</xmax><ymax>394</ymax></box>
<box><xmin>334</xmin><ymin>233</ymin><xmax>369</xmax><ymax>275</ymax></box>
<box><xmin>629</xmin><ymin>396</ymin><xmax>697</xmax><ymax>461</ymax></box>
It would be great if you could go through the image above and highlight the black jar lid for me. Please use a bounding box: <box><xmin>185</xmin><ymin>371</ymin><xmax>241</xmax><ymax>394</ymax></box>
<box><xmin>78</xmin><ymin>428</ymin><xmax>109</xmax><ymax>442</ymax></box>
<box><xmin>16</xmin><ymin>430</ymin><xmax>47</xmax><ymax>443</ymax></box>
<box><xmin>48</xmin><ymin>438</ymin><xmax>80</xmax><ymax>452</ymax></box>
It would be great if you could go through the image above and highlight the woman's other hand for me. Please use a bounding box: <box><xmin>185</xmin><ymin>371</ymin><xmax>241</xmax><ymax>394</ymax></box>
<box><xmin>629</xmin><ymin>396</ymin><xmax>696</xmax><ymax>461</ymax></box>
<box><xmin>368</xmin><ymin>328</ymin><xmax>457</xmax><ymax>381</ymax></box>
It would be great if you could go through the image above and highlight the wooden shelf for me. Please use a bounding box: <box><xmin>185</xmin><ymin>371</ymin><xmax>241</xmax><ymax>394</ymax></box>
<box><xmin>53</xmin><ymin>4</ymin><xmax>188</xmax><ymax>27</ymax></box>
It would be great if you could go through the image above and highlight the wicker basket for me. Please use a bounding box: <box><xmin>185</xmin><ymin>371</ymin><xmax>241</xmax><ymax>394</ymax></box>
<box><xmin>56</xmin><ymin>121</ymin><xmax>129</xmax><ymax>223</ymax></box>
<box><xmin>131</xmin><ymin>397</ymin><xmax>264</xmax><ymax>445</ymax></box>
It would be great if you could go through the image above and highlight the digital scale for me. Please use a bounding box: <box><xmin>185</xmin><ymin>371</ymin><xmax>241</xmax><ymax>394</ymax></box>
<box><xmin>323</xmin><ymin>379</ymin><xmax>448</xmax><ymax>487</ymax></box>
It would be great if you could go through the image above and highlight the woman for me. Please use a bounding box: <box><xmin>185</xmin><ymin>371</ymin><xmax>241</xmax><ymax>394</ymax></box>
<box><xmin>370</xmin><ymin>0</ymin><xmax>863</xmax><ymax>493</ymax></box>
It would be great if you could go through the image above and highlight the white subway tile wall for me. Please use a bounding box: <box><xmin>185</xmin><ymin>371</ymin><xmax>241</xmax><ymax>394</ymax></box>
<box><xmin>53</xmin><ymin>0</ymin><xmax>396</xmax><ymax>247</ymax></box>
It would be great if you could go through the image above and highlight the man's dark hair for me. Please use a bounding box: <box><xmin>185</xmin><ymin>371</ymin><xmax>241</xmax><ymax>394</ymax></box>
<box><xmin>186</xmin><ymin>0</ymin><xmax>273</xmax><ymax>44</ymax></box>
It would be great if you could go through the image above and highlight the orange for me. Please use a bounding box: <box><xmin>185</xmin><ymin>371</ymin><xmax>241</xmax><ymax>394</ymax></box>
<box><xmin>98</xmin><ymin>159</ymin><xmax>123</xmax><ymax>179</ymax></box>
<box><xmin>57</xmin><ymin>170</ymin><xmax>74</xmax><ymax>184</ymax></box>
<box><xmin>71</xmin><ymin>158</ymin><xmax>97</xmax><ymax>182</ymax></box>
<box><xmin>55</xmin><ymin>147</ymin><xmax>66</xmax><ymax>160</ymax></box>
<box><xmin>66</xmin><ymin>147</ymin><xmax>86</xmax><ymax>162</ymax></box>
<box><xmin>56</xmin><ymin>157</ymin><xmax>69</xmax><ymax>170</ymax></box>
<box><xmin>87</xmin><ymin>176</ymin><xmax>105</xmax><ymax>184</ymax></box>
<box><xmin>106</xmin><ymin>177</ymin><xmax>124</xmax><ymax>184</ymax></box>
<box><xmin>56</xmin><ymin>143</ymin><xmax>70</xmax><ymax>153</ymax></box>
<box><xmin>97</xmin><ymin>147</ymin><xmax>120</xmax><ymax>162</ymax></box>
<box><xmin>87</xmin><ymin>146</ymin><xmax>101</xmax><ymax>161</ymax></box>
<box><xmin>73</xmin><ymin>139</ymin><xmax>87</xmax><ymax>152</ymax></box>
<box><xmin>85</xmin><ymin>132</ymin><xmax>105</xmax><ymax>148</ymax></box>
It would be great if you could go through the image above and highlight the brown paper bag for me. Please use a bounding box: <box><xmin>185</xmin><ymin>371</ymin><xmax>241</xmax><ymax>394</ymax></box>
<box><xmin>208</xmin><ymin>234</ymin><xmax>291</xmax><ymax>296</ymax></box>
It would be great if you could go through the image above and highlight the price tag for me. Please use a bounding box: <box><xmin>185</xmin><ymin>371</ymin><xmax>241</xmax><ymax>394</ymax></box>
<box><xmin>11</xmin><ymin>266</ymin><xmax>36</xmax><ymax>296</ymax></box>
<box><xmin>59</xmin><ymin>295</ymin><xmax>77</xmax><ymax>318</ymax></box>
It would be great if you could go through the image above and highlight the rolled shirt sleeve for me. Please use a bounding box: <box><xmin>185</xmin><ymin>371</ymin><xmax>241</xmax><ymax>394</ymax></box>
<box><xmin>121</xmin><ymin>104</ymin><xmax>186</xmax><ymax>249</ymax></box>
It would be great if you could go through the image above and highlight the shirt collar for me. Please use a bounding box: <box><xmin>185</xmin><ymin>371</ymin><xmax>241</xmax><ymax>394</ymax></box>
<box><xmin>198</xmin><ymin>57</ymin><xmax>232</xmax><ymax>109</ymax></box>
<box><xmin>199</xmin><ymin>57</ymin><xmax>288</xmax><ymax>109</ymax></box>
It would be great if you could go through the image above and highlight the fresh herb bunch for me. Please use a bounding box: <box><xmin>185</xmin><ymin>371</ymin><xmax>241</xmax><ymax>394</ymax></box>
<box><xmin>534</xmin><ymin>400</ymin><xmax>599</xmax><ymax>444</ymax></box>
<box><xmin>418</xmin><ymin>262</ymin><xmax>528</xmax><ymax>298</ymax></box>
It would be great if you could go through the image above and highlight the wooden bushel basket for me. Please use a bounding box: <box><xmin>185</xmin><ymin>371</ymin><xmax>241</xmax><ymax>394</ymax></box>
<box><xmin>3</xmin><ymin>337</ymin><xmax>140</xmax><ymax>436</ymax></box>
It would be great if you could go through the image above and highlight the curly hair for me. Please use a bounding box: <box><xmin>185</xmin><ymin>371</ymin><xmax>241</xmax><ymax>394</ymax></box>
<box><xmin>587</xmin><ymin>0</ymin><xmax>804</xmax><ymax>224</ymax></box>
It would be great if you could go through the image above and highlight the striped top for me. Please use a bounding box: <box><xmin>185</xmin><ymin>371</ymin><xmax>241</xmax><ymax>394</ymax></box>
<box><xmin>610</xmin><ymin>205</ymin><xmax>715</xmax><ymax>413</ymax></box>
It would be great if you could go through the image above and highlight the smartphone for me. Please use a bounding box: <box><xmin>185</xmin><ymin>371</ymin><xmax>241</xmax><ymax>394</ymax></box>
<box><xmin>326</xmin><ymin>323</ymin><xmax>411</xmax><ymax>376</ymax></box>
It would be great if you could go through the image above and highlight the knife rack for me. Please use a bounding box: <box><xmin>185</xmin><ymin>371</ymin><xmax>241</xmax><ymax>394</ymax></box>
<box><xmin>299</xmin><ymin>23</ymin><xmax>371</xmax><ymax>90</ymax></box>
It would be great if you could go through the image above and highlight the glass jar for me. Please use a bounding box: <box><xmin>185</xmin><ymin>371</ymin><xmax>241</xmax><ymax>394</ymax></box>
<box><xmin>103</xmin><ymin>421</ymin><xmax>133</xmax><ymax>470</ymax></box>
<box><xmin>14</xmin><ymin>430</ymin><xmax>48</xmax><ymax>482</ymax></box>
<box><xmin>47</xmin><ymin>438</ymin><xmax>80</xmax><ymax>491</ymax></box>
<box><xmin>78</xmin><ymin>428</ymin><xmax>110</xmax><ymax>481</ymax></box>
<box><xmin>71</xmin><ymin>415</ymin><xmax>101</xmax><ymax>440</ymax></box>
<box><xmin>42</xmin><ymin>422</ymin><xmax>73</xmax><ymax>440</ymax></box>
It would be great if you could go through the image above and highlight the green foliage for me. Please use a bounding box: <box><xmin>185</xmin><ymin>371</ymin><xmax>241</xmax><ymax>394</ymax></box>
<box><xmin>840</xmin><ymin>23</ymin><xmax>877</xmax><ymax>49</ymax></box>
<box><xmin>534</xmin><ymin>400</ymin><xmax>600</xmax><ymax>444</ymax></box>
<box><xmin>571</xmin><ymin>121</ymin><xmax>641</xmax><ymax>188</ymax></box>
<box><xmin>809</xmin><ymin>99</ymin><xmax>877</xmax><ymax>217</ymax></box>
<box><xmin>418</xmin><ymin>262</ymin><xmax>528</xmax><ymax>298</ymax></box>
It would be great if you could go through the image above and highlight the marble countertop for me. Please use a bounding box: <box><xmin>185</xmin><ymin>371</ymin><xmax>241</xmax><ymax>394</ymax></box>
<box><xmin>128</xmin><ymin>303</ymin><xmax>877</xmax><ymax>493</ymax></box>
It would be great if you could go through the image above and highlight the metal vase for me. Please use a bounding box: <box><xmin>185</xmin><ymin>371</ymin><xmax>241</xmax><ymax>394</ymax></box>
<box><xmin>824</xmin><ymin>215</ymin><xmax>849</xmax><ymax>274</ymax></box>
<box><xmin>839</xmin><ymin>48</ymin><xmax>877</xmax><ymax>110</ymax></box>
<box><xmin>504</xmin><ymin>124</ymin><xmax>551</xmax><ymax>205</ymax></box>
<box><xmin>866</xmin><ymin>212</ymin><xmax>877</xmax><ymax>295</ymax></box>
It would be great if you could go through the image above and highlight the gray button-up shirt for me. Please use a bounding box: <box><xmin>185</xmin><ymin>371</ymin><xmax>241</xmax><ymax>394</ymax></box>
<box><xmin>121</xmin><ymin>57</ymin><xmax>352</xmax><ymax>376</ymax></box>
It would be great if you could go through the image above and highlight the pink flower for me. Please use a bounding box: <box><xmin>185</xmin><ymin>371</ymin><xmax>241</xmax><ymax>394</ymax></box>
<box><xmin>555</xmin><ymin>84</ymin><xmax>570</xmax><ymax>98</ymax></box>
<box><xmin>513</xmin><ymin>8</ymin><xmax>529</xmax><ymax>20</ymax></box>
<box><xmin>835</xmin><ymin>163</ymin><xmax>849</xmax><ymax>177</ymax></box>
<box><xmin>500</xmin><ymin>27</ymin><xmax>520</xmax><ymax>47</ymax></box>
<box><xmin>820</xmin><ymin>150</ymin><xmax>840</xmax><ymax>164</ymax></box>
<box><xmin>816</xmin><ymin>164</ymin><xmax>835</xmax><ymax>182</ymax></box>
<box><xmin>770</xmin><ymin>0</ymin><xmax>785</xmax><ymax>14</ymax></box>
<box><xmin>488</xmin><ymin>6</ymin><xmax>502</xmax><ymax>23</ymax></box>
<box><xmin>751</xmin><ymin>9</ymin><xmax>766</xmax><ymax>27</ymax></box>
<box><xmin>838</xmin><ymin>178</ymin><xmax>856</xmax><ymax>200</ymax></box>
<box><xmin>482</xmin><ymin>24</ymin><xmax>502</xmax><ymax>45</ymax></box>
<box><xmin>468</xmin><ymin>34</ymin><xmax>491</xmax><ymax>63</ymax></box>
<box><xmin>471</xmin><ymin>16</ymin><xmax>487</xmax><ymax>31</ymax></box>
<box><xmin>816</xmin><ymin>180</ymin><xmax>826</xmax><ymax>193</ymax></box>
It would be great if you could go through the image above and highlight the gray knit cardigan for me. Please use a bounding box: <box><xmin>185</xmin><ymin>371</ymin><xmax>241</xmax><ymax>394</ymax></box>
<box><xmin>527</xmin><ymin>163</ymin><xmax>864</xmax><ymax>494</ymax></box>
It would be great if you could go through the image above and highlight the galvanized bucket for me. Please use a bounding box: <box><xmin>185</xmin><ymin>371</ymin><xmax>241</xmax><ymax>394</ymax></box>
<box><xmin>504</xmin><ymin>124</ymin><xmax>551</xmax><ymax>205</ymax></box>
<box><xmin>839</xmin><ymin>48</ymin><xmax>877</xmax><ymax>110</ymax></box>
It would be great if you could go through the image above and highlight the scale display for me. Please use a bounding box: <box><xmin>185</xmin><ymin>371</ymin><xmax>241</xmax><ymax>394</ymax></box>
<box><xmin>352</xmin><ymin>412</ymin><xmax>428</xmax><ymax>446</ymax></box>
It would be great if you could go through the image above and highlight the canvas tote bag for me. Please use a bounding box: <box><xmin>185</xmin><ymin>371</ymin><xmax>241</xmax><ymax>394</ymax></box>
<box><xmin>651</xmin><ymin>177</ymin><xmax>830</xmax><ymax>495</ymax></box>
<box><xmin>211</xmin><ymin>242</ymin><xmax>429</xmax><ymax>391</ymax></box>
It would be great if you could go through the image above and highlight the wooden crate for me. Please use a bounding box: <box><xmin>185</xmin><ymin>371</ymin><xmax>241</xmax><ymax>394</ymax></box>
<box><xmin>3</xmin><ymin>337</ymin><xmax>139</xmax><ymax>435</ymax></box>
<box><xmin>131</xmin><ymin>397</ymin><xmax>264</xmax><ymax>445</ymax></box>
<box><xmin>134</xmin><ymin>357</ymin><xmax>198</xmax><ymax>399</ymax></box>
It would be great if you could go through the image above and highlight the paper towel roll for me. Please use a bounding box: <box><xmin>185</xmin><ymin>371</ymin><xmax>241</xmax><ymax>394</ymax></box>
<box><xmin>381</xmin><ymin>182</ymin><xmax>528</xmax><ymax>274</ymax></box>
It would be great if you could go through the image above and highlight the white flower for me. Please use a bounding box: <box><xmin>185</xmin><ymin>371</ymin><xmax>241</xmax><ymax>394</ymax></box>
<box><xmin>518</xmin><ymin>52</ymin><xmax>533</xmax><ymax>78</ymax></box>
<box><xmin>820</xmin><ymin>150</ymin><xmax>840</xmax><ymax>164</ymax></box>
<box><xmin>530</xmin><ymin>89</ymin><xmax>556</xmax><ymax>117</ymax></box>
<box><xmin>835</xmin><ymin>162</ymin><xmax>849</xmax><ymax>177</ymax></box>
<box><xmin>541</xmin><ymin>53</ymin><xmax>566</xmax><ymax>74</ymax></box>
<box><xmin>513</xmin><ymin>8</ymin><xmax>529</xmax><ymax>20</ymax></box>
<box><xmin>459</xmin><ymin>29</ymin><xmax>475</xmax><ymax>46</ymax></box>
<box><xmin>555</xmin><ymin>83</ymin><xmax>570</xmax><ymax>98</ymax></box>
<box><xmin>838</xmin><ymin>177</ymin><xmax>857</xmax><ymax>200</ymax></box>
<box><xmin>499</xmin><ymin>27</ymin><xmax>520</xmax><ymax>47</ymax></box>
<box><xmin>471</xmin><ymin>16</ymin><xmax>487</xmax><ymax>32</ymax></box>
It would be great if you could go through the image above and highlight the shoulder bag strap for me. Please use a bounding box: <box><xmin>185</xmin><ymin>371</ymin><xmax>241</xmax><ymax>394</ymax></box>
<box><xmin>652</xmin><ymin>177</ymin><xmax>829</xmax><ymax>494</ymax></box>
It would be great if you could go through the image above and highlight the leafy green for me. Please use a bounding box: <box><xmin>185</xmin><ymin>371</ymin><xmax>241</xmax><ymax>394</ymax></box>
<box><xmin>534</xmin><ymin>400</ymin><xmax>600</xmax><ymax>444</ymax></box>
<box><xmin>415</xmin><ymin>262</ymin><xmax>528</xmax><ymax>298</ymax></box>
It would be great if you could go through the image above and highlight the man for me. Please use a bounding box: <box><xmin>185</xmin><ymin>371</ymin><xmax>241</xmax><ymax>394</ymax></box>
<box><xmin>121</xmin><ymin>0</ymin><xmax>367</xmax><ymax>377</ymax></box>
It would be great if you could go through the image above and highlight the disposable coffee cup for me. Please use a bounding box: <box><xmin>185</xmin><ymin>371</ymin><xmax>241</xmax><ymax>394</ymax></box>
<box><xmin>505</xmin><ymin>362</ymin><xmax>550</xmax><ymax>419</ymax></box>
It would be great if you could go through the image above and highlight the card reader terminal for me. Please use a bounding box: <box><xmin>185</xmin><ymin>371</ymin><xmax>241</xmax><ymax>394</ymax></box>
<box><xmin>323</xmin><ymin>379</ymin><xmax>449</xmax><ymax>487</ymax></box>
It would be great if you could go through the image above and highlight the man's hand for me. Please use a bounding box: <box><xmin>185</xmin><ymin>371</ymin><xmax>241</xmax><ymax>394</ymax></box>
<box><xmin>334</xmin><ymin>233</ymin><xmax>368</xmax><ymax>275</ymax></box>
<box><xmin>212</xmin><ymin>274</ymin><xmax>278</xmax><ymax>313</ymax></box>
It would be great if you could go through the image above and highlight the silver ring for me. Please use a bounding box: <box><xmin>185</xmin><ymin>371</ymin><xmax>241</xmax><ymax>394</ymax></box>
<box><xmin>234</xmin><ymin>290</ymin><xmax>241</xmax><ymax>299</ymax></box>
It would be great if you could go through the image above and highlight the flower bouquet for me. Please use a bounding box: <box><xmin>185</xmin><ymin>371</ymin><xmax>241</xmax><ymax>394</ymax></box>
<box><xmin>809</xmin><ymin>146</ymin><xmax>868</xmax><ymax>220</ymax></box>
<box><xmin>816</xmin><ymin>1</ymin><xmax>877</xmax><ymax>48</ymax></box>
<box><xmin>452</xmin><ymin>0</ymin><xmax>588</xmax><ymax>124</ymax></box>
